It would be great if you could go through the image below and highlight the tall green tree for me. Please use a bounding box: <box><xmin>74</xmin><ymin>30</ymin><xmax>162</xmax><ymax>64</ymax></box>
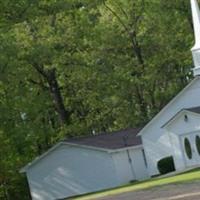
<box><xmin>0</xmin><ymin>0</ymin><xmax>197</xmax><ymax>198</ymax></box>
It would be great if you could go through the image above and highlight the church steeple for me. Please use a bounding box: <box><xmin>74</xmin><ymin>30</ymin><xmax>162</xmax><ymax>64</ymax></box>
<box><xmin>191</xmin><ymin>0</ymin><xmax>200</xmax><ymax>76</ymax></box>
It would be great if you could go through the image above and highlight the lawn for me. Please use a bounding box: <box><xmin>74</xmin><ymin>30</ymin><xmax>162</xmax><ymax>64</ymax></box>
<box><xmin>70</xmin><ymin>168</ymin><xmax>200</xmax><ymax>200</ymax></box>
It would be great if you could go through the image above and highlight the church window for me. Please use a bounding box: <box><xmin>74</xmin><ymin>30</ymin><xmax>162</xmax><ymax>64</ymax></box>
<box><xmin>195</xmin><ymin>135</ymin><xmax>200</xmax><ymax>155</ymax></box>
<box><xmin>184</xmin><ymin>138</ymin><xmax>192</xmax><ymax>160</ymax></box>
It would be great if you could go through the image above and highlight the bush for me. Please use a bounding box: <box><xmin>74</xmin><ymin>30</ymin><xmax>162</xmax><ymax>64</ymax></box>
<box><xmin>157</xmin><ymin>156</ymin><xmax>175</xmax><ymax>175</ymax></box>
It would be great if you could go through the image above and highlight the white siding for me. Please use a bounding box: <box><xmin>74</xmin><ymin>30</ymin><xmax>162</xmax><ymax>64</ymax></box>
<box><xmin>111</xmin><ymin>147</ymin><xmax>149</xmax><ymax>183</ymax></box>
<box><xmin>166</xmin><ymin>112</ymin><xmax>200</xmax><ymax>170</ymax></box>
<box><xmin>141</xmin><ymin>77</ymin><xmax>200</xmax><ymax>176</ymax></box>
<box><xmin>111</xmin><ymin>151</ymin><xmax>136</xmax><ymax>184</ymax></box>
<box><xmin>129</xmin><ymin>148</ymin><xmax>149</xmax><ymax>180</ymax></box>
<box><xmin>27</xmin><ymin>144</ymin><xmax>118</xmax><ymax>200</ymax></box>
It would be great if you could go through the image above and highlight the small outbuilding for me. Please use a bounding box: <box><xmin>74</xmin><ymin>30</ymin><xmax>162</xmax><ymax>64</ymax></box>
<box><xmin>21</xmin><ymin>128</ymin><xmax>149</xmax><ymax>200</ymax></box>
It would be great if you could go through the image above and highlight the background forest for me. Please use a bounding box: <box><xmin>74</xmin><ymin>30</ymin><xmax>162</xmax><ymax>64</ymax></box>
<box><xmin>0</xmin><ymin>0</ymin><xmax>197</xmax><ymax>199</ymax></box>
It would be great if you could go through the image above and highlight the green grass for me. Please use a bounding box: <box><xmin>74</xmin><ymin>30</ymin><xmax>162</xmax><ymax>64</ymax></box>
<box><xmin>70</xmin><ymin>168</ymin><xmax>200</xmax><ymax>200</ymax></box>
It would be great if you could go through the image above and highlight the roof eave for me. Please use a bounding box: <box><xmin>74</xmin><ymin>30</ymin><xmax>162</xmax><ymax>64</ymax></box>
<box><xmin>162</xmin><ymin>109</ymin><xmax>200</xmax><ymax>129</ymax></box>
<box><xmin>19</xmin><ymin>142</ymin><xmax>65</xmax><ymax>173</ymax></box>
<box><xmin>109</xmin><ymin>144</ymin><xmax>143</xmax><ymax>153</ymax></box>
<box><xmin>63</xmin><ymin>142</ymin><xmax>143</xmax><ymax>153</ymax></box>
<box><xmin>63</xmin><ymin>142</ymin><xmax>111</xmax><ymax>152</ymax></box>
<box><xmin>20</xmin><ymin>142</ymin><xmax>143</xmax><ymax>173</ymax></box>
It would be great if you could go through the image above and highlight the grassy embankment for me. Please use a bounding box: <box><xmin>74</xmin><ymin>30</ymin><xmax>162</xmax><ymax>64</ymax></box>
<box><xmin>70</xmin><ymin>168</ymin><xmax>200</xmax><ymax>200</ymax></box>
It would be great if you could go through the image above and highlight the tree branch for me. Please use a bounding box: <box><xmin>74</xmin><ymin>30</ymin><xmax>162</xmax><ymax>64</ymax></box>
<box><xmin>103</xmin><ymin>1</ymin><xmax>145</xmax><ymax>67</ymax></box>
<box><xmin>103</xmin><ymin>1</ymin><xmax>130</xmax><ymax>34</ymax></box>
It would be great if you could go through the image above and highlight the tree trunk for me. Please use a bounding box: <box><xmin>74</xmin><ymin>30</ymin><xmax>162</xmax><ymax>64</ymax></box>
<box><xmin>32</xmin><ymin>63</ymin><xmax>71</xmax><ymax>125</ymax></box>
<box><xmin>46</xmin><ymin>68</ymin><xmax>70</xmax><ymax>125</ymax></box>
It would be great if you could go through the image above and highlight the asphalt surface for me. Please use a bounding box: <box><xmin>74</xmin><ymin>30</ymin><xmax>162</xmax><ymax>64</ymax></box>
<box><xmin>97</xmin><ymin>181</ymin><xmax>200</xmax><ymax>200</ymax></box>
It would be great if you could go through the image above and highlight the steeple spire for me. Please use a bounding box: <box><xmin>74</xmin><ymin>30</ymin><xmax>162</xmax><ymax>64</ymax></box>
<box><xmin>191</xmin><ymin>0</ymin><xmax>200</xmax><ymax>76</ymax></box>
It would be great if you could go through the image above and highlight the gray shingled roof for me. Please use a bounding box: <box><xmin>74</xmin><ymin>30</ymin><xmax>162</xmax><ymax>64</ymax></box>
<box><xmin>64</xmin><ymin>128</ymin><xmax>142</xmax><ymax>150</ymax></box>
<box><xmin>185</xmin><ymin>106</ymin><xmax>200</xmax><ymax>114</ymax></box>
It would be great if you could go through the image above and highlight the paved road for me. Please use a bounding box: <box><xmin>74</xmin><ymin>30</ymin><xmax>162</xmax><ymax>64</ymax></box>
<box><xmin>97</xmin><ymin>181</ymin><xmax>200</xmax><ymax>200</ymax></box>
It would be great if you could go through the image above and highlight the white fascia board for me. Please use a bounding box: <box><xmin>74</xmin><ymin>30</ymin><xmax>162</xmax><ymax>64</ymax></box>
<box><xmin>162</xmin><ymin>110</ymin><xmax>188</xmax><ymax>129</ymax></box>
<box><xmin>20</xmin><ymin>142</ymin><xmax>65</xmax><ymax>173</ymax></box>
<box><xmin>138</xmin><ymin>77</ymin><xmax>199</xmax><ymax>136</ymax></box>
<box><xmin>20</xmin><ymin>142</ymin><xmax>109</xmax><ymax>173</ymax></box>
<box><xmin>62</xmin><ymin>142</ymin><xmax>110</xmax><ymax>152</ymax></box>
<box><xmin>20</xmin><ymin>141</ymin><xmax>143</xmax><ymax>173</ymax></box>
<box><xmin>186</xmin><ymin>110</ymin><xmax>200</xmax><ymax>118</ymax></box>
<box><xmin>63</xmin><ymin>142</ymin><xmax>143</xmax><ymax>153</ymax></box>
<box><xmin>108</xmin><ymin>145</ymin><xmax>143</xmax><ymax>153</ymax></box>
<box><xmin>162</xmin><ymin>110</ymin><xmax>200</xmax><ymax>130</ymax></box>
<box><xmin>19</xmin><ymin>142</ymin><xmax>108</xmax><ymax>173</ymax></box>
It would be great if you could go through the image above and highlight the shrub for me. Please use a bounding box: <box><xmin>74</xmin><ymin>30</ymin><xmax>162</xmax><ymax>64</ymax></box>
<box><xmin>157</xmin><ymin>156</ymin><xmax>175</xmax><ymax>175</ymax></box>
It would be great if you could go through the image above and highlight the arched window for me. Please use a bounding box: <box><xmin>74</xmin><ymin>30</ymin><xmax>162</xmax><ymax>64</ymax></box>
<box><xmin>184</xmin><ymin>138</ymin><xmax>192</xmax><ymax>159</ymax></box>
<box><xmin>195</xmin><ymin>135</ymin><xmax>200</xmax><ymax>155</ymax></box>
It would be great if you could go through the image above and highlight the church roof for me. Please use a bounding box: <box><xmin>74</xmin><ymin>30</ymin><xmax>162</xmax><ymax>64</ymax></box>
<box><xmin>65</xmin><ymin>128</ymin><xmax>142</xmax><ymax>150</ymax></box>
<box><xmin>185</xmin><ymin>106</ymin><xmax>200</xmax><ymax>114</ymax></box>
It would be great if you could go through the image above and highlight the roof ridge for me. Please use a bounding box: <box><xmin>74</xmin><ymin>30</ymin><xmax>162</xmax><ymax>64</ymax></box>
<box><xmin>64</xmin><ymin>127</ymin><xmax>142</xmax><ymax>142</ymax></box>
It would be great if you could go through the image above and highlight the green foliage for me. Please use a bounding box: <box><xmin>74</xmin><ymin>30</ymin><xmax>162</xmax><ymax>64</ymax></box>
<box><xmin>0</xmin><ymin>0</ymin><xmax>195</xmax><ymax>198</ymax></box>
<box><xmin>157</xmin><ymin>156</ymin><xmax>175</xmax><ymax>175</ymax></box>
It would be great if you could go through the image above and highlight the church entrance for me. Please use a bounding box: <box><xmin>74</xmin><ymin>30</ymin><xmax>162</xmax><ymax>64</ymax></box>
<box><xmin>181</xmin><ymin>132</ymin><xmax>200</xmax><ymax>167</ymax></box>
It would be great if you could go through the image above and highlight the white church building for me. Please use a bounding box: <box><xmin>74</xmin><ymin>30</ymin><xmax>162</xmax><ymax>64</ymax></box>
<box><xmin>21</xmin><ymin>0</ymin><xmax>200</xmax><ymax>199</ymax></box>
